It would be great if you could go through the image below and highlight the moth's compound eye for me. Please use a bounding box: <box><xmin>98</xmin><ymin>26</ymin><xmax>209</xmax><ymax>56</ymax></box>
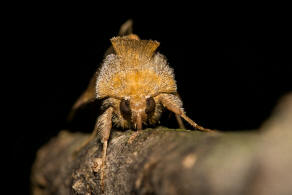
<box><xmin>145</xmin><ymin>97</ymin><xmax>155</xmax><ymax>116</ymax></box>
<box><xmin>120</xmin><ymin>99</ymin><xmax>131</xmax><ymax>120</ymax></box>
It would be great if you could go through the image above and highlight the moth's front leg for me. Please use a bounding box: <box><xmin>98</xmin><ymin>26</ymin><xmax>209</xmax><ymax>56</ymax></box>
<box><xmin>158</xmin><ymin>93</ymin><xmax>213</xmax><ymax>132</ymax></box>
<box><xmin>95</xmin><ymin>107</ymin><xmax>114</xmax><ymax>192</ymax></box>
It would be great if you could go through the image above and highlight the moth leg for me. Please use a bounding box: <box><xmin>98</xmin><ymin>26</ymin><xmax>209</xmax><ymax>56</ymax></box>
<box><xmin>175</xmin><ymin>114</ymin><xmax>186</xmax><ymax>129</ymax></box>
<box><xmin>95</xmin><ymin>107</ymin><xmax>114</xmax><ymax>192</ymax></box>
<box><xmin>173</xmin><ymin>93</ymin><xmax>186</xmax><ymax>129</ymax></box>
<box><xmin>73</xmin><ymin>107</ymin><xmax>113</xmax><ymax>193</ymax></box>
<box><xmin>158</xmin><ymin>94</ymin><xmax>213</xmax><ymax>132</ymax></box>
<box><xmin>73</xmin><ymin>107</ymin><xmax>113</xmax><ymax>154</ymax></box>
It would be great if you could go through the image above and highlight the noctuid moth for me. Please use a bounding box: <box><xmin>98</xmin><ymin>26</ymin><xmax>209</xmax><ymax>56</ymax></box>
<box><xmin>69</xmin><ymin>20</ymin><xmax>213</xmax><ymax>191</ymax></box>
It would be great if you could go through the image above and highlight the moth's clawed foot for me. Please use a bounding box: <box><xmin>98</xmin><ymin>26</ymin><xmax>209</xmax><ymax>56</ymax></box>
<box><xmin>92</xmin><ymin>157</ymin><xmax>106</xmax><ymax>193</ymax></box>
<box><xmin>196</xmin><ymin>126</ymin><xmax>216</xmax><ymax>133</ymax></box>
<box><xmin>195</xmin><ymin>125</ymin><xmax>218</xmax><ymax>133</ymax></box>
<box><xmin>92</xmin><ymin>158</ymin><xmax>103</xmax><ymax>172</ymax></box>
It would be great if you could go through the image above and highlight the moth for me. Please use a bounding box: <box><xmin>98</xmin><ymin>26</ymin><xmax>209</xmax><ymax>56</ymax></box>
<box><xmin>69</xmin><ymin>20</ymin><xmax>212</xmax><ymax>189</ymax></box>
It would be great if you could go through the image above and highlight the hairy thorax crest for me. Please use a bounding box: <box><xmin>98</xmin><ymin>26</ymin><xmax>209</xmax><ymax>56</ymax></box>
<box><xmin>96</xmin><ymin>38</ymin><xmax>177</xmax><ymax>99</ymax></box>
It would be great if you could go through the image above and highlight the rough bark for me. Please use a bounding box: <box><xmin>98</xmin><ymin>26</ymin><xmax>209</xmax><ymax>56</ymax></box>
<box><xmin>31</xmin><ymin>93</ymin><xmax>292</xmax><ymax>195</ymax></box>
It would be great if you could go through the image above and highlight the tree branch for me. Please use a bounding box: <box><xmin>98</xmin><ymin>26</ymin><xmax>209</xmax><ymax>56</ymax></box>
<box><xmin>31</xmin><ymin>93</ymin><xmax>292</xmax><ymax>195</ymax></box>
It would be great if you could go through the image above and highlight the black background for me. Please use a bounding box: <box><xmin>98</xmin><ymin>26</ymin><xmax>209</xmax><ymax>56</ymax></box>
<box><xmin>9</xmin><ymin>3</ymin><xmax>291</xmax><ymax>194</ymax></box>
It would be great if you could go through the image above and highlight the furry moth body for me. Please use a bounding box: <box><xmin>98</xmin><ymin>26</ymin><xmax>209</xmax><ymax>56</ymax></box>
<box><xmin>70</xmin><ymin>20</ymin><xmax>212</xmax><ymax>191</ymax></box>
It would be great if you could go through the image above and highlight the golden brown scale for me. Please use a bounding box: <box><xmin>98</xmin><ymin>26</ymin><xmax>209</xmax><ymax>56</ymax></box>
<box><xmin>69</xmin><ymin>20</ymin><xmax>214</xmax><ymax>192</ymax></box>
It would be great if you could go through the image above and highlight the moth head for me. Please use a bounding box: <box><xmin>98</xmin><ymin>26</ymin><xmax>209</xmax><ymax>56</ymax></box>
<box><xmin>119</xmin><ymin>95</ymin><xmax>156</xmax><ymax>130</ymax></box>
